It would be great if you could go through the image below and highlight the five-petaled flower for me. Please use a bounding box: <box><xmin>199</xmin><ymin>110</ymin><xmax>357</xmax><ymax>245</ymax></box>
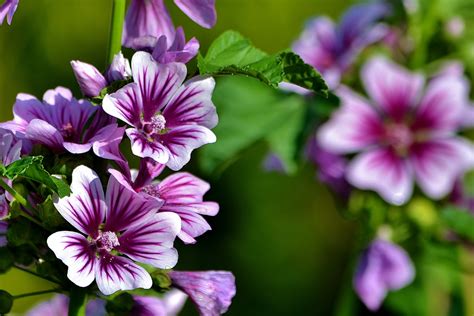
<box><xmin>318</xmin><ymin>57</ymin><xmax>474</xmax><ymax>205</ymax></box>
<box><xmin>47</xmin><ymin>165</ymin><xmax>181</xmax><ymax>295</ymax></box>
<box><xmin>103</xmin><ymin>51</ymin><xmax>218</xmax><ymax>171</ymax></box>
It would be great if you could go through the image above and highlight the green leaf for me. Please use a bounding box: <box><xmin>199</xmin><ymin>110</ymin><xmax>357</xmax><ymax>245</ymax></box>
<box><xmin>37</xmin><ymin>196</ymin><xmax>67</xmax><ymax>229</ymax></box>
<box><xmin>1</xmin><ymin>156</ymin><xmax>70</xmax><ymax>197</ymax></box>
<box><xmin>198</xmin><ymin>30</ymin><xmax>328</xmax><ymax>95</ymax></box>
<box><xmin>0</xmin><ymin>290</ymin><xmax>13</xmax><ymax>314</ymax></box>
<box><xmin>6</xmin><ymin>218</ymin><xmax>41</xmax><ymax>246</ymax></box>
<box><xmin>199</xmin><ymin>76</ymin><xmax>306</xmax><ymax>175</ymax></box>
<box><xmin>440</xmin><ymin>206</ymin><xmax>474</xmax><ymax>241</ymax></box>
<box><xmin>0</xmin><ymin>248</ymin><xmax>14</xmax><ymax>274</ymax></box>
<box><xmin>106</xmin><ymin>293</ymin><xmax>135</xmax><ymax>316</ymax></box>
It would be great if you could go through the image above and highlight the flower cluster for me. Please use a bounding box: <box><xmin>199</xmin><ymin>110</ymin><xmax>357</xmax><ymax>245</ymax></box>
<box><xmin>0</xmin><ymin>0</ymin><xmax>235</xmax><ymax>315</ymax></box>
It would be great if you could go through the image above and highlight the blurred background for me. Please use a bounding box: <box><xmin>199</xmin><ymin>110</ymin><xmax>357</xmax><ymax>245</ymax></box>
<box><xmin>0</xmin><ymin>1</ymin><xmax>470</xmax><ymax>315</ymax></box>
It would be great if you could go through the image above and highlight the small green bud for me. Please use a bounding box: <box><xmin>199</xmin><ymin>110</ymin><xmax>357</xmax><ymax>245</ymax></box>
<box><xmin>0</xmin><ymin>290</ymin><xmax>13</xmax><ymax>314</ymax></box>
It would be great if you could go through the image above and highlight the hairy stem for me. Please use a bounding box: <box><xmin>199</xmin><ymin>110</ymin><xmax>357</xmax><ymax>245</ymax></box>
<box><xmin>13</xmin><ymin>288</ymin><xmax>61</xmax><ymax>300</ymax></box>
<box><xmin>107</xmin><ymin>0</ymin><xmax>126</xmax><ymax>64</ymax></box>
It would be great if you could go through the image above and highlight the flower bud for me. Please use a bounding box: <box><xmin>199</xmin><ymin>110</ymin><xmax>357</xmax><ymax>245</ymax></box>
<box><xmin>70</xmin><ymin>60</ymin><xmax>107</xmax><ymax>97</ymax></box>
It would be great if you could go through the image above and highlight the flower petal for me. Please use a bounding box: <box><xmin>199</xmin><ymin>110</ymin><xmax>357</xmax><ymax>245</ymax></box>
<box><xmin>133</xmin><ymin>158</ymin><xmax>166</xmax><ymax>190</ymax></box>
<box><xmin>47</xmin><ymin>231</ymin><xmax>97</xmax><ymax>288</ymax></box>
<box><xmin>174</xmin><ymin>0</ymin><xmax>216</xmax><ymax>28</ymax></box>
<box><xmin>54</xmin><ymin>166</ymin><xmax>106</xmax><ymax>237</ymax></box>
<box><xmin>410</xmin><ymin>138</ymin><xmax>474</xmax><ymax>199</ymax></box>
<box><xmin>131</xmin><ymin>51</ymin><xmax>187</xmax><ymax>120</ymax></box>
<box><xmin>0</xmin><ymin>0</ymin><xmax>19</xmax><ymax>25</ymax></box>
<box><xmin>103</xmin><ymin>82</ymin><xmax>143</xmax><ymax>127</ymax></box>
<box><xmin>412</xmin><ymin>74</ymin><xmax>470</xmax><ymax>133</ymax></box>
<box><xmin>91</xmin><ymin>125</ymin><xmax>126</xmax><ymax>161</ymax></box>
<box><xmin>169</xmin><ymin>271</ymin><xmax>236</xmax><ymax>316</ymax></box>
<box><xmin>347</xmin><ymin>148</ymin><xmax>414</xmax><ymax>205</ymax></box>
<box><xmin>362</xmin><ymin>57</ymin><xmax>424</xmax><ymax>121</ymax></box>
<box><xmin>158</xmin><ymin>172</ymin><xmax>212</xmax><ymax>203</ymax></box>
<box><xmin>126</xmin><ymin>128</ymin><xmax>170</xmax><ymax>164</ymax></box>
<box><xmin>71</xmin><ymin>60</ymin><xmax>108</xmax><ymax>98</ymax></box>
<box><xmin>317</xmin><ymin>86</ymin><xmax>384</xmax><ymax>154</ymax></box>
<box><xmin>104</xmin><ymin>169</ymin><xmax>161</xmax><ymax>232</ymax></box>
<box><xmin>118</xmin><ymin>212</ymin><xmax>180</xmax><ymax>269</ymax></box>
<box><xmin>25</xmin><ymin>119</ymin><xmax>64</xmax><ymax>150</ymax></box>
<box><xmin>161</xmin><ymin>125</ymin><xmax>216</xmax><ymax>171</ymax></box>
<box><xmin>106</xmin><ymin>51</ymin><xmax>132</xmax><ymax>82</ymax></box>
<box><xmin>163</xmin><ymin>76</ymin><xmax>218</xmax><ymax>129</ymax></box>
<box><xmin>96</xmin><ymin>254</ymin><xmax>152</xmax><ymax>295</ymax></box>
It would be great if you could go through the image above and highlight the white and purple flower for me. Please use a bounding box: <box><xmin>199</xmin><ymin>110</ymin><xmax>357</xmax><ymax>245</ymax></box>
<box><xmin>71</xmin><ymin>52</ymin><xmax>132</xmax><ymax>98</ymax></box>
<box><xmin>318</xmin><ymin>57</ymin><xmax>474</xmax><ymax>205</ymax></box>
<box><xmin>0</xmin><ymin>87</ymin><xmax>124</xmax><ymax>159</ymax></box>
<box><xmin>0</xmin><ymin>0</ymin><xmax>19</xmax><ymax>25</ymax></box>
<box><xmin>354</xmin><ymin>239</ymin><xmax>415</xmax><ymax>311</ymax></box>
<box><xmin>169</xmin><ymin>271</ymin><xmax>236</xmax><ymax>316</ymax></box>
<box><xmin>293</xmin><ymin>2</ymin><xmax>389</xmax><ymax>88</ymax></box>
<box><xmin>123</xmin><ymin>0</ymin><xmax>216</xmax><ymax>49</ymax></box>
<box><xmin>47</xmin><ymin>165</ymin><xmax>181</xmax><ymax>295</ymax></box>
<box><xmin>103</xmin><ymin>51</ymin><xmax>218</xmax><ymax>171</ymax></box>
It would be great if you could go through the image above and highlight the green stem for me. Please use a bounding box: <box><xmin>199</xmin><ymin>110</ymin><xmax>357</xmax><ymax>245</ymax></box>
<box><xmin>13</xmin><ymin>288</ymin><xmax>61</xmax><ymax>300</ymax></box>
<box><xmin>107</xmin><ymin>0</ymin><xmax>126</xmax><ymax>64</ymax></box>
<box><xmin>14</xmin><ymin>265</ymin><xmax>62</xmax><ymax>285</ymax></box>
<box><xmin>0</xmin><ymin>178</ymin><xmax>43</xmax><ymax>227</ymax></box>
<box><xmin>68</xmin><ymin>286</ymin><xmax>87</xmax><ymax>316</ymax></box>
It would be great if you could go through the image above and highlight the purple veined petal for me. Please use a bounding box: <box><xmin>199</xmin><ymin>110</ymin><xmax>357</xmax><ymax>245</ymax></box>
<box><xmin>132</xmin><ymin>290</ymin><xmax>187</xmax><ymax>316</ymax></box>
<box><xmin>133</xmin><ymin>158</ymin><xmax>166</xmax><ymax>190</ymax></box>
<box><xmin>54</xmin><ymin>166</ymin><xmax>106</xmax><ymax>237</ymax></box>
<box><xmin>151</xmin><ymin>35</ymin><xmax>169</xmax><ymax>61</ymax></box>
<box><xmin>154</xmin><ymin>27</ymin><xmax>200</xmax><ymax>64</ymax></box>
<box><xmin>376</xmin><ymin>241</ymin><xmax>415</xmax><ymax>290</ymax></box>
<box><xmin>106</xmin><ymin>51</ymin><xmax>132</xmax><ymax>82</ymax></box>
<box><xmin>42</xmin><ymin>86</ymin><xmax>73</xmax><ymax>105</ymax></box>
<box><xmin>90</xmin><ymin>125</ymin><xmax>126</xmax><ymax>162</ymax></box>
<box><xmin>347</xmin><ymin>148</ymin><xmax>414</xmax><ymax>205</ymax></box>
<box><xmin>158</xmin><ymin>172</ymin><xmax>212</xmax><ymax>203</ymax></box>
<box><xmin>410</xmin><ymin>138</ymin><xmax>474</xmax><ymax>200</ymax></box>
<box><xmin>169</xmin><ymin>270</ymin><xmax>236</xmax><ymax>316</ymax></box>
<box><xmin>123</xmin><ymin>0</ymin><xmax>175</xmax><ymax>49</ymax></box>
<box><xmin>362</xmin><ymin>57</ymin><xmax>424</xmax><ymax>121</ymax></box>
<box><xmin>71</xmin><ymin>60</ymin><xmax>108</xmax><ymax>97</ymax></box>
<box><xmin>162</xmin><ymin>289</ymin><xmax>188</xmax><ymax>315</ymax></box>
<box><xmin>160</xmin><ymin>125</ymin><xmax>216</xmax><ymax>171</ymax></box>
<box><xmin>11</xmin><ymin>93</ymin><xmax>49</xmax><ymax>125</ymax></box>
<box><xmin>63</xmin><ymin>142</ymin><xmax>93</xmax><ymax>154</ymax></box>
<box><xmin>131</xmin><ymin>52</ymin><xmax>187</xmax><ymax>121</ymax></box>
<box><xmin>47</xmin><ymin>231</ymin><xmax>97</xmax><ymax>288</ymax></box>
<box><xmin>317</xmin><ymin>86</ymin><xmax>385</xmax><ymax>154</ymax></box>
<box><xmin>118</xmin><ymin>212</ymin><xmax>180</xmax><ymax>269</ymax></box>
<box><xmin>174</xmin><ymin>0</ymin><xmax>216</xmax><ymax>29</ymax></box>
<box><xmin>126</xmin><ymin>128</ymin><xmax>170</xmax><ymax>164</ymax></box>
<box><xmin>25</xmin><ymin>119</ymin><xmax>64</xmax><ymax>151</ymax></box>
<box><xmin>175</xmin><ymin>210</ymin><xmax>212</xmax><ymax>244</ymax></box>
<box><xmin>95</xmin><ymin>254</ymin><xmax>153</xmax><ymax>295</ymax></box>
<box><xmin>0</xmin><ymin>131</ymin><xmax>21</xmax><ymax>166</ymax></box>
<box><xmin>163</xmin><ymin>76</ymin><xmax>217</xmax><ymax>129</ymax></box>
<box><xmin>103</xmin><ymin>82</ymin><xmax>143</xmax><ymax>127</ymax></box>
<box><xmin>412</xmin><ymin>74</ymin><xmax>470</xmax><ymax>133</ymax></box>
<box><xmin>0</xmin><ymin>0</ymin><xmax>19</xmax><ymax>25</ymax></box>
<box><xmin>0</xmin><ymin>194</ymin><xmax>8</xmax><ymax>220</ymax></box>
<box><xmin>104</xmin><ymin>169</ymin><xmax>161</xmax><ymax>232</ymax></box>
<box><xmin>26</xmin><ymin>294</ymin><xmax>69</xmax><ymax>316</ymax></box>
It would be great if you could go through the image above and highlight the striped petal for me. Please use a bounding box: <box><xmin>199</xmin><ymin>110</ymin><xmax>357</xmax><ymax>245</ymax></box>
<box><xmin>126</xmin><ymin>128</ymin><xmax>170</xmax><ymax>164</ymax></box>
<box><xmin>103</xmin><ymin>83</ymin><xmax>143</xmax><ymax>127</ymax></box>
<box><xmin>174</xmin><ymin>0</ymin><xmax>217</xmax><ymax>29</ymax></box>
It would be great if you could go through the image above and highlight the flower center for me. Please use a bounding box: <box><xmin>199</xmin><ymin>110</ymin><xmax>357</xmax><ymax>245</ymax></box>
<box><xmin>141</xmin><ymin>184</ymin><xmax>160</xmax><ymax>198</ymax></box>
<box><xmin>60</xmin><ymin>122</ymin><xmax>75</xmax><ymax>139</ymax></box>
<box><xmin>384</xmin><ymin>122</ymin><xmax>413</xmax><ymax>156</ymax></box>
<box><xmin>142</xmin><ymin>115</ymin><xmax>167</xmax><ymax>140</ymax></box>
<box><xmin>95</xmin><ymin>231</ymin><xmax>120</xmax><ymax>252</ymax></box>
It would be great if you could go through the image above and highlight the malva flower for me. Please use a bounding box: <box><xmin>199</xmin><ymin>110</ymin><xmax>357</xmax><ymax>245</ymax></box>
<box><xmin>0</xmin><ymin>0</ymin><xmax>19</xmax><ymax>25</ymax></box>
<box><xmin>110</xmin><ymin>164</ymin><xmax>219</xmax><ymax>244</ymax></box>
<box><xmin>149</xmin><ymin>27</ymin><xmax>200</xmax><ymax>64</ymax></box>
<box><xmin>103</xmin><ymin>51</ymin><xmax>218</xmax><ymax>171</ymax></box>
<box><xmin>26</xmin><ymin>295</ymin><xmax>106</xmax><ymax>316</ymax></box>
<box><xmin>71</xmin><ymin>52</ymin><xmax>131</xmax><ymax>98</ymax></box>
<box><xmin>47</xmin><ymin>165</ymin><xmax>181</xmax><ymax>295</ymax></box>
<box><xmin>293</xmin><ymin>2</ymin><xmax>389</xmax><ymax>88</ymax></box>
<box><xmin>318</xmin><ymin>57</ymin><xmax>474</xmax><ymax>205</ymax></box>
<box><xmin>0</xmin><ymin>87</ymin><xmax>124</xmax><ymax>160</ymax></box>
<box><xmin>123</xmin><ymin>0</ymin><xmax>216</xmax><ymax>49</ymax></box>
<box><xmin>169</xmin><ymin>271</ymin><xmax>236</xmax><ymax>316</ymax></box>
<box><xmin>132</xmin><ymin>290</ymin><xmax>188</xmax><ymax>316</ymax></box>
<box><xmin>354</xmin><ymin>239</ymin><xmax>415</xmax><ymax>311</ymax></box>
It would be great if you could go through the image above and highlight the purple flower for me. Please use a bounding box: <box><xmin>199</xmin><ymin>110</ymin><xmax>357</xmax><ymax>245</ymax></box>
<box><xmin>103</xmin><ymin>51</ymin><xmax>217</xmax><ymax>171</ymax></box>
<box><xmin>150</xmin><ymin>27</ymin><xmax>200</xmax><ymax>64</ymax></box>
<box><xmin>47</xmin><ymin>166</ymin><xmax>181</xmax><ymax>295</ymax></box>
<box><xmin>169</xmin><ymin>271</ymin><xmax>236</xmax><ymax>316</ymax></box>
<box><xmin>451</xmin><ymin>180</ymin><xmax>474</xmax><ymax>214</ymax></box>
<box><xmin>0</xmin><ymin>129</ymin><xmax>22</xmax><ymax>223</ymax></box>
<box><xmin>0</xmin><ymin>87</ymin><xmax>124</xmax><ymax>159</ymax></box>
<box><xmin>0</xmin><ymin>0</ymin><xmax>19</xmax><ymax>25</ymax></box>
<box><xmin>318</xmin><ymin>57</ymin><xmax>474</xmax><ymax>205</ymax></box>
<box><xmin>132</xmin><ymin>290</ymin><xmax>188</xmax><ymax>316</ymax></box>
<box><xmin>354</xmin><ymin>239</ymin><xmax>415</xmax><ymax>311</ymax></box>
<box><xmin>293</xmin><ymin>2</ymin><xmax>389</xmax><ymax>88</ymax></box>
<box><xmin>71</xmin><ymin>52</ymin><xmax>131</xmax><ymax>97</ymax></box>
<box><xmin>0</xmin><ymin>221</ymin><xmax>7</xmax><ymax>247</ymax></box>
<box><xmin>123</xmin><ymin>0</ymin><xmax>216</xmax><ymax>49</ymax></box>
<box><xmin>26</xmin><ymin>294</ymin><xmax>106</xmax><ymax>316</ymax></box>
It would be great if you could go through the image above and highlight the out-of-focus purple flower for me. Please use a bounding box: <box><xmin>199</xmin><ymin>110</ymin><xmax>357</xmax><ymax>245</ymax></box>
<box><xmin>293</xmin><ymin>2</ymin><xmax>390</xmax><ymax>89</ymax></box>
<box><xmin>445</xmin><ymin>16</ymin><xmax>465</xmax><ymax>38</ymax></box>
<box><xmin>318</xmin><ymin>57</ymin><xmax>474</xmax><ymax>205</ymax></box>
<box><xmin>354</xmin><ymin>239</ymin><xmax>415</xmax><ymax>311</ymax></box>
<box><xmin>103</xmin><ymin>51</ymin><xmax>217</xmax><ymax>171</ymax></box>
<box><xmin>123</xmin><ymin>0</ymin><xmax>216</xmax><ymax>49</ymax></box>
<box><xmin>306</xmin><ymin>137</ymin><xmax>351</xmax><ymax>199</ymax></box>
<box><xmin>0</xmin><ymin>0</ymin><xmax>19</xmax><ymax>25</ymax></box>
<box><xmin>262</xmin><ymin>153</ymin><xmax>287</xmax><ymax>173</ymax></box>
<box><xmin>71</xmin><ymin>52</ymin><xmax>131</xmax><ymax>97</ymax></box>
<box><xmin>0</xmin><ymin>221</ymin><xmax>7</xmax><ymax>247</ymax></box>
<box><xmin>26</xmin><ymin>294</ymin><xmax>106</xmax><ymax>316</ymax></box>
<box><xmin>47</xmin><ymin>166</ymin><xmax>181</xmax><ymax>295</ymax></box>
<box><xmin>169</xmin><ymin>271</ymin><xmax>236</xmax><ymax>316</ymax></box>
<box><xmin>132</xmin><ymin>290</ymin><xmax>188</xmax><ymax>316</ymax></box>
<box><xmin>0</xmin><ymin>129</ymin><xmax>22</xmax><ymax>222</ymax></box>
<box><xmin>0</xmin><ymin>87</ymin><xmax>124</xmax><ymax>159</ymax></box>
<box><xmin>451</xmin><ymin>180</ymin><xmax>474</xmax><ymax>214</ymax></box>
